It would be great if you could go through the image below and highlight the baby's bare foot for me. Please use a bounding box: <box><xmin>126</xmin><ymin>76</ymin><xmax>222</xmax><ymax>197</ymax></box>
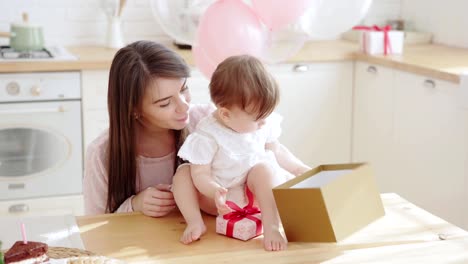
<box><xmin>180</xmin><ymin>221</ymin><xmax>206</xmax><ymax>245</ymax></box>
<box><xmin>263</xmin><ymin>227</ymin><xmax>287</xmax><ymax>251</ymax></box>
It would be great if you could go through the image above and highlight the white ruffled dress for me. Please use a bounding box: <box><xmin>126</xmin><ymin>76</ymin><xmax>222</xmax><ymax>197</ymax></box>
<box><xmin>178</xmin><ymin>112</ymin><xmax>291</xmax><ymax>206</ymax></box>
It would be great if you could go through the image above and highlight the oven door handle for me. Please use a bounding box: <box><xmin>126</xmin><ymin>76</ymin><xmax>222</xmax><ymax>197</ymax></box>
<box><xmin>0</xmin><ymin>105</ymin><xmax>67</xmax><ymax>114</ymax></box>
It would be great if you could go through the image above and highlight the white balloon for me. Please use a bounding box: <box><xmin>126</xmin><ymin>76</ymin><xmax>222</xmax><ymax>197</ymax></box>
<box><xmin>300</xmin><ymin>0</ymin><xmax>373</xmax><ymax>40</ymax></box>
<box><xmin>150</xmin><ymin>0</ymin><xmax>215</xmax><ymax>45</ymax></box>
<box><xmin>261</xmin><ymin>23</ymin><xmax>309</xmax><ymax>64</ymax></box>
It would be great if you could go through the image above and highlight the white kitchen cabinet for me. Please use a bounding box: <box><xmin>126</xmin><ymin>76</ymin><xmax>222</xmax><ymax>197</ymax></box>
<box><xmin>83</xmin><ymin>109</ymin><xmax>109</xmax><ymax>150</ymax></box>
<box><xmin>81</xmin><ymin>70</ymin><xmax>110</xmax><ymax>150</ymax></box>
<box><xmin>0</xmin><ymin>195</ymin><xmax>84</xmax><ymax>217</ymax></box>
<box><xmin>353</xmin><ymin>61</ymin><xmax>468</xmax><ymax>230</ymax></box>
<box><xmin>268</xmin><ymin>62</ymin><xmax>353</xmax><ymax>167</ymax></box>
<box><xmin>81</xmin><ymin>70</ymin><xmax>109</xmax><ymax>110</ymax></box>
<box><xmin>393</xmin><ymin>70</ymin><xmax>468</xmax><ymax>229</ymax></box>
<box><xmin>352</xmin><ymin>62</ymin><xmax>396</xmax><ymax>192</ymax></box>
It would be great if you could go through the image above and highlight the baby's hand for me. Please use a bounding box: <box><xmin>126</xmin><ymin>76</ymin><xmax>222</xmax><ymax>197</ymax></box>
<box><xmin>215</xmin><ymin>187</ymin><xmax>232</xmax><ymax>215</ymax></box>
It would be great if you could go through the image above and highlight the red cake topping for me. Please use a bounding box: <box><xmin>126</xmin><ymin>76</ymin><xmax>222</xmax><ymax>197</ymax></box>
<box><xmin>4</xmin><ymin>241</ymin><xmax>48</xmax><ymax>264</ymax></box>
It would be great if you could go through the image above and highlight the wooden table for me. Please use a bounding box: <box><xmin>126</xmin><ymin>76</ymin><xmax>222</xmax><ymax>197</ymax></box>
<box><xmin>77</xmin><ymin>193</ymin><xmax>468</xmax><ymax>263</ymax></box>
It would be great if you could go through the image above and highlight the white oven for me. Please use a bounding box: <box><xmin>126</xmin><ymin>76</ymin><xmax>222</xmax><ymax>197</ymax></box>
<box><xmin>0</xmin><ymin>72</ymin><xmax>82</xmax><ymax>201</ymax></box>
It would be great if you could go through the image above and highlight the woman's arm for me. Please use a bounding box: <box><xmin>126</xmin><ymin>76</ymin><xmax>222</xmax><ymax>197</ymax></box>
<box><xmin>266</xmin><ymin>140</ymin><xmax>311</xmax><ymax>176</ymax></box>
<box><xmin>83</xmin><ymin>141</ymin><xmax>134</xmax><ymax>215</ymax></box>
<box><xmin>83</xmin><ymin>143</ymin><xmax>111</xmax><ymax>215</ymax></box>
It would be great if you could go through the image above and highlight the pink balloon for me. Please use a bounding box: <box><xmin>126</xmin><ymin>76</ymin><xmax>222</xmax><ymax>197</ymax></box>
<box><xmin>192</xmin><ymin>45</ymin><xmax>217</xmax><ymax>79</ymax></box>
<box><xmin>196</xmin><ymin>0</ymin><xmax>266</xmax><ymax>65</ymax></box>
<box><xmin>252</xmin><ymin>0</ymin><xmax>313</xmax><ymax>31</ymax></box>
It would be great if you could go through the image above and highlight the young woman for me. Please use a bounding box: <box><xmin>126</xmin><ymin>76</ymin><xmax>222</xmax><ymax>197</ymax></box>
<box><xmin>83</xmin><ymin>40</ymin><xmax>213</xmax><ymax>216</ymax></box>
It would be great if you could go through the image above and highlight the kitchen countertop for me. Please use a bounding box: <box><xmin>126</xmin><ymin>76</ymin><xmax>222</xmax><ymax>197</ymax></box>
<box><xmin>1</xmin><ymin>40</ymin><xmax>468</xmax><ymax>83</ymax></box>
<box><xmin>76</xmin><ymin>193</ymin><xmax>468</xmax><ymax>263</ymax></box>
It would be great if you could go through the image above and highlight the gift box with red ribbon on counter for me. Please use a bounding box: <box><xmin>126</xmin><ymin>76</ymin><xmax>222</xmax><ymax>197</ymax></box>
<box><xmin>353</xmin><ymin>25</ymin><xmax>404</xmax><ymax>55</ymax></box>
<box><xmin>216</xmin><ymin>187</ymin><xmax>263</xmax><ymax>241</ymax></box>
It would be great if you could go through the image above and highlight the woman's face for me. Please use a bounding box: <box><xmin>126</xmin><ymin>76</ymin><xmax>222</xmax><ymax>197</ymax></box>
<box><xmin>138</xmin><ymin>77</ymin><xmax>191</xmax><ymax>132</ymax></box>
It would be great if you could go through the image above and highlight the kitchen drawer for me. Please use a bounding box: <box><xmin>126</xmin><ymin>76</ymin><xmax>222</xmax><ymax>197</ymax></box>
<box><xmin>0</xmin><ymin>195</ymin><xmax>84</xmax><ymax>217</ymax></box>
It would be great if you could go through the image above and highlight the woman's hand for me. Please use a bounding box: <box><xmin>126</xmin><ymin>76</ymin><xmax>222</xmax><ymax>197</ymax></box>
<box><xmin>131</xmin><ymin>184</ymin><xmax>176</xmax><ymax>217</ymax></box>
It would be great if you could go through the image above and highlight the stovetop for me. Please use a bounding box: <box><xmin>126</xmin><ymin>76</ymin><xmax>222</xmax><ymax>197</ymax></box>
<box><xmin>0</xmin><ymin>46</ymin><xmax>53</xmax><ymax>59</ymax></box>
<box><xmin>0</xmin><ymin>46</ymin><xmax>77</xmax><ymax>61</ymax></box>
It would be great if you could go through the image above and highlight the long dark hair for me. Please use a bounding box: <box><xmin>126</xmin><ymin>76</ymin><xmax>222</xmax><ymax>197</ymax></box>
<box><xmin>107</xmin><ymin>41</ymin><xmax>190</xmax><ymax>213</ymax></box>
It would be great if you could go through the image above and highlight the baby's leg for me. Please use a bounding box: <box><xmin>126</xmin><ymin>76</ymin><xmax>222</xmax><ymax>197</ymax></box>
<box><xmin>246</xmin><ymin>162</ymin><xmax>287</xmax><ymax>251</ymax></box>
<box><xmin>172</xmin><ymin>165</ymin><xmax>207</xmax><ymax>244</ymax></box>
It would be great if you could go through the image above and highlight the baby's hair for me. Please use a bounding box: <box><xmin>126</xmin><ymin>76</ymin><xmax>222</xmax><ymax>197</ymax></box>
<box><xmin>209</xmin><ymin>55</ymin><xmax>279</xmax><ymax>120</ymax></box>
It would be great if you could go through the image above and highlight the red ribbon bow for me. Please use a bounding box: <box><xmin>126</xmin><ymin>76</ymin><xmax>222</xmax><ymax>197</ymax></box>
<box><xmin>353</xmin><ymin>25</ymin><xmax>393</xmax><ymax>55</ymax></box>
<box><xmin>223</xmin><ymin>187</ymin><xmax>262</xmax><ymax>238</ymax></box>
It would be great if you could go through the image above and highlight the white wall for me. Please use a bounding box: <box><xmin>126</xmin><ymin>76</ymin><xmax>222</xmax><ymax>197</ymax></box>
<box><xmin>401</xmin><ymin>0</ymin><xmax>468</xmax><ymax>48</ymax></box>
<box><xmin>0</xmin><ymin>0</ymin><xmax>400</xmax><ymax>47</ymax></box>
<box><xmin>0</xmin><ymin>0</ymin><xmax>170</xmax><ymax>47</ymax></box>
<box><xmin>363</xmin><ymin>0</ymin><xmax>401</xmax><ymax>26</ymax></box>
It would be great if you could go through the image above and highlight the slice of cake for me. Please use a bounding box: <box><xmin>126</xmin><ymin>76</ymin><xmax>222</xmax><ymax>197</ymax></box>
<box><xmin>4</xmin><ymin>241</ymin><xmax>48</xmax><ymax>264</ymax></box>
<box><xmin>1</xmin><ymin>240</ymin><xmax>4</xmax><ymax>264</ymax></box>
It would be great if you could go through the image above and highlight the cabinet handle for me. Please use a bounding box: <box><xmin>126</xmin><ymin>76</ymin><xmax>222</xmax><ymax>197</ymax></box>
<box><xmin>423</xmin><ymin>79</ymin><xmax>436</xmax><ymax>88</ymax></box>
<box><xmin>0</xmin><ymin>106</ymin><xmax>67</xmax><ymax>115</ymax></box>
<box><xmin>293</xmin><ymin>64</ymin><xmax>309</xmax><ymax>72</ymax></box>
<box><xmin>367</xmin><ymin>66</ymin><xmax>378</xmax><ymax>74</ymax></box>
<box><xmin>9</xmin><ymin>203</ymin><xmax>30</xmax><ymax>213</ymax></box>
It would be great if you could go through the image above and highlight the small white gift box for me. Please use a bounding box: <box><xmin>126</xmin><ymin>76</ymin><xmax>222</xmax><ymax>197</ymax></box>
<box><xmin>355</xmin><ymin>26</ymin><xmax>404</xmax><ymax>55</ymax></box>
